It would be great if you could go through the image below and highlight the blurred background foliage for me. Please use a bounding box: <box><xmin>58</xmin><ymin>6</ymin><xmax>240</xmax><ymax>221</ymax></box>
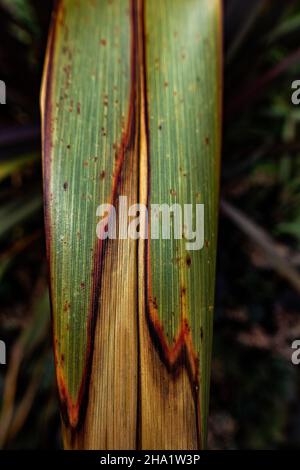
<box><xmin>0</xmin><ymin>0</ymin><xmax>299</xmax><ymax>449</ymax></box>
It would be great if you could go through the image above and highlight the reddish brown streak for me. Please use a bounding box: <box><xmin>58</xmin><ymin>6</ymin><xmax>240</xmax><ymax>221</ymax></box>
<box><xmin>65</xmin><ymin>0</ymin><xmax>138</xmax><ymax>430</ymax></box>
<box><xmin>138</xmin><ymin>0</ymin><xmax>199</xmax><ymax>383</ymax></box>
<box><xmin>138</xmin><ymin>0</ymin><xmax>201</xmax><ymax>445</ymax></box>
<box><xmin>45</xmin><ymin>0</ymin><xmax>201</xmax><ymax>437</ymax></box>
<box><xmin>44</xmin><ymin>0</ymin><xmax>138</xmax><ymax>429</ymax></box>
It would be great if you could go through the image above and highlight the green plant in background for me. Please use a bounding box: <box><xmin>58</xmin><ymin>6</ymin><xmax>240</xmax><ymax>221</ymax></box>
<box><xmin>0</xmin><ymin>0</ymin><xmax>59</xmax><ymax>449</ymax></box>
<box><xmin>213</xmin><ymin>0</ymin><xmax>300</xmax><ymax>449</ymax></box>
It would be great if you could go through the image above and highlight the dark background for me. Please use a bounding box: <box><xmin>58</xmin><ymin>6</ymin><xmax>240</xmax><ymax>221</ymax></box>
<box><xmin>0</xmin><ymin>0</ymin><xmax>300</xmax><ymax>449</ymax></box>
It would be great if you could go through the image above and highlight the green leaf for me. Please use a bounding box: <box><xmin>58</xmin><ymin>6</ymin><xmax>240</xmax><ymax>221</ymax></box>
<box><xmin>0</xmin><ymin>196</ymin><xmax>42</xmax><ymax>239</ymax></box>
<box><xmin>0</xmin><ymin>153</ymin><xmax>37</xmax><ymax>182</ymax></box>
<box><xmin>42</xmin><ymin>0</ymin><xmax>133</xmax><ymax>429</ymax></box>
<box><xmin>42</xmin><ymin>0</ymin><xmax>222</xmax><ymax>448</ymax></box>
<box><xmin>143</xmin><ymin>0</ymin><xmax>222</xmax><ymax>447</ymax></box>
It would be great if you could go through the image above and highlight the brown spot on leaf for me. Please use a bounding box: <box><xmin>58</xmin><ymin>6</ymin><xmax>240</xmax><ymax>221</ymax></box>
<box><xmin>179</xmin><ymin>166</ymin><xmax>187</xmax><ymax>177</ymax></box>
<box><xmin>63</xmin><ymin>301</ymin><xmax>71</xmax><ymax>312</ymax></box>
<box><xmin>186</xmin><ymin>255</ymin><xmax>192</xmax><ymax>267</ymax></box>
<box><xmin>63</xmin><ymin>182</ymin><xmax>68</xmax><ymax>191</ymax></box>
